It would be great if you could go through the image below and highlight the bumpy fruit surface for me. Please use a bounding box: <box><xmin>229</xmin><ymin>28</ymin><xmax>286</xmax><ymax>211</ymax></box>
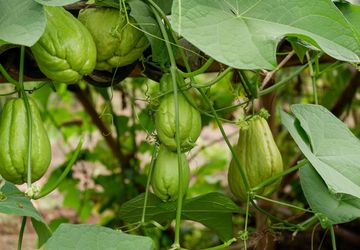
<box><xmin>31</xmin><ymin>6</ymin><xmax>96</xmax><ymax>83</ymax></box>
<box><xmin>78</xmin><ymin>8</ymin><xmax>149</xmax><ymax>71</ymax></box>
<box><xmin>0</xmin><ymin>98</ymin><xmax>52</xmax><ymax>184</ymax></box>
<box><xmin>228</xmin><ymin>116</ymin><xmax>283</xmax><ymax>201</ymax></box>
<box><xmin>155</xmin><ymin>75</ymin><xmax>201</xmax><ymax>152</ymax></box>
<box><xmin>151</xmin><ymin>146</ymin><xmax>190</xmax><ymax>201</ymax></box>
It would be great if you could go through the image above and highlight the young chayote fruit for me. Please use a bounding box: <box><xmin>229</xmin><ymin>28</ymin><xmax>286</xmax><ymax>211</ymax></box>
<box><xmin>0</xmin><ymin>98</ymin><xmax>52</xmax><ymax>184</ymax></box>
<box><xmin>31</xmin><ymin>6</ymin><xmax>96</xmax><ymax>84</ymax></box>
<box><xmin>151</xmin><ymin>145</ymin><xmax>190</xmax><ymax>201</ymax></box>
<box><xmin>228</xmin><ymin>115</ymin><xmax>283</xmax><ymax>201</ymax></box>
<box><xmin>78</xmin><ymin>7</ymin><xmax>149</xmax><ymax>71</ymax></box>
<box><xmin>155</xmin><ymin>74</ymin><xmax>201</xmax><ymax>152</ymax></box>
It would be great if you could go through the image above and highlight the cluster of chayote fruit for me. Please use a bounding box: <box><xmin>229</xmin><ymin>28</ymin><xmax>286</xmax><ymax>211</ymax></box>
<box><xmin>31</xmin><ymin>6</ymin><xmax>149</xmax><ymax>84</ymax></box>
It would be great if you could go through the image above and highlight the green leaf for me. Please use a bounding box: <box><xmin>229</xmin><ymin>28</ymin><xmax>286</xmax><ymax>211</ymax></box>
<box><xmin>32</xmin><ymin>218</ymin><xmax>52</xmax><ymax>247</ymax></box>
<box><xmin>34</xmin><ymin>0</ymin><xmax>80</xmax><ymax>6</ymax></box>
<box><xmin>119</xmin><ymin>192</ymin><xmax>241</xmax><ymax>241</ymax></box>
<box><xmin>336</xmin><ymin>2</ymin><xmax>360</xmax><ymax>34</ymax></box>
<box><xmin>44</xmin><ymin>224</ymin><xmax>154</xmax><ymax>250</ymax></box>
<box><xmin>128</xmin><ymin>0</ymin><xmax>169</xmax><ymax>64</ymax></box>
<box><xmin>300</xmin><ymin>163</ymin><xmax>360</xmax><ymax>224</ymax></box>
<box><xmin>0</xmin><ymin>182</ymin><xmax>44</xmax><ymax>222</ymax></box>
<box><xmin>171</xmin><ymin>0</ymin><xmax>360</xmax><ymax>70</ymax></box>
<box><xmin>153</xmin><ymin>0</ymin><xmax>173</xmax><ymax>14</ymax></box>
<box><xmin>281</xmin><ymin>104</ymin><xmax>360</xmax><ymax>198</ymax></box>
<box><xmin>0</xmin><ymin>0</ymin><xmax>46</xmax><ymax>46</ymax></box>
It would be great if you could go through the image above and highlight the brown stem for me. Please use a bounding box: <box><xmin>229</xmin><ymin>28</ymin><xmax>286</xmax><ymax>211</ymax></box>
<box><xmin>331</xmin><ymin>70</ymin><xmax>360</xmax><ymax>117</ymax></box>
<box><xmin>67</xmin><ymin>84</ymin><xmax>130</xmax><ymax>168</ymax></box>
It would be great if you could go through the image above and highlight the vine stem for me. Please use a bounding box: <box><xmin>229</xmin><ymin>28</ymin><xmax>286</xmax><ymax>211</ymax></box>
<box><xmin>150</xmin><ymin>6</ymin><xmax>184</xmax><ymax>247</ymax></box>
<box><xmin>330</xmin><ymin>226</ymin><xmax>337</xmax><ymax>250</ymax></box>
<box><xmin>141</xmin><ymin>144</ymin><xmax>158</xmax><ymax>223</ymax></box>
<box><xmin>261</xmin><ymin>50</ymin><xmax>295</xmax><ymax>89</ymax></box>
<box><xmin>35</xmin><ymin>139</ymin><xmax>84</xmax><ymax>199</ymax></box>
<box><xmin>179</xmin><ymin>57</ymin><xmax>214</xmax><ymax>78</ymax></box>
<box><xmin>193</xmin><ymin>66</ymin><xmax>233</xmax><ymax>88</ymax></box>
<box><xmin>251</xmin><ymin>160</ymin><xmax>308</xmax><ymax>192</ymax></box>
<box><xmin>17</xmin><ymin>217</ymin><xmax>27</xmax><ymax>250</ymax></box>
<box><xmin>306</xmin><ymin>51</ymin><xmax>319</xmax><ymax>104</ymax></box>
<box><xmin>0</xmin><ymin>64</ymin><xmax>20</xmax><ymax>87</ymax></box>
<box><xmin>18</xmin><ymin>46</ymin><xmax>33</xmax><ymax>188</ymax></box>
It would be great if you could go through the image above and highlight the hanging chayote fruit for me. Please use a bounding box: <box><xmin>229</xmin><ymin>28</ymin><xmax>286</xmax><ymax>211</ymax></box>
<box><xmin>31</xmin><ymin>6</ymin><xmax>97</xmax><ymax>84</ymax></box>
<box><xmin>228</xmin><ymin>115</ymin><xmax>283</xmax><ymax>201</ymax></box>
<box><xmin>155</xmin><ymin>74</ymin><xmax>202</xmax><ymax>152</ymax></box>
<box><xmin>151</xmin><ymin>145</ymin><xmax>190</xmax><ymax>201</ymax></box>
<box><xmin>78</xmin><ymin>7</ymin><xmax>149</xmax><ymax>71</ymax></box>
<box><xmin>0</xmin><ymin>98</ymin><xmax>51</xmax><ymax>184</ymax></box>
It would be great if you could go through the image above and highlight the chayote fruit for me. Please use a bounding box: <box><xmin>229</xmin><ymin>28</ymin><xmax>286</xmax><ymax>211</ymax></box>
<box><xmin>78</xmin><ymin>7</ymin><xmax>149</xmax><ymax>71</ymax></box>
<box><xmin>155</xmin><ymin>74</ymin><xmax>201</xmax><ymax>152</ymax></box>
<box><xmin>0</xmin><ymin>98</ymin><xmax>52</xmax><ymax>184</ymax></box>
<box><xmin>31</xmin><ymin>6</ymin><xmax>96</xmax><ymax>84</ymax></box>
<box><xmin>228</xmin><ymin>115</ymin><xmax>283</xmax><ymax>201</ymax></box>
<box><xmin>151</xmin><ymin>145</ymin><xmax>190</xmax><ymax>201</ymax></box>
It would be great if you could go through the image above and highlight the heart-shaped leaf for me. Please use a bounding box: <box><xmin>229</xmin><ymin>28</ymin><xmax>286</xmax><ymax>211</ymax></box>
<box><xmin>0</xmin><ymin>0</ymin><xmax>46</xmax><ymax>46</ymax></box>
<box><xmin>281</xmin><ymin>104</ymin><xmax>360</xmax><ymax>198</ymax></box>
<box><xmin>171</xmin><ymin>0</ymin><xmax>360</xmax><ymax>69</ymax></box>
<box><xmin>119</xmin><ymin>192</ymin><xmax>241</xmax><ymax>241</ymax></box>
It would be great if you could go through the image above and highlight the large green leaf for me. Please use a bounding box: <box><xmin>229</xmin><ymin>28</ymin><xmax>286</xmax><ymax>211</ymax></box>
<box><xmin>336</xmin><ymin>2</ymin><xmax>360</xmax><ymax>33</ymax></box>
<box><xmin>300</xmin><ymin>163</ymin><xmax>360</xmax><ymax>225</ymax></box>
<box><xmin>44</xmin><ymin>224</ymin><xmax>154</xmax><ymax>250</ymax></box>
<box><xmin>0</xmin><ymin>0</ymin><xmax>46</xmax><ymax>46</ymax></box>
<box><xmin>119</xmin><ymin>192</ymin><xmax>241</xmax><ymax>241</ymax></box>
<box><xmin>171</xmin><ymin>0</ymin><xmax>360</xmax><ymax>69</ymax></box>
<box><xmin>0</xmin><ymin>182</ymin><xmax>44</xmax><ymax>222</ymax></box>
<box><xmin>281</xmin><ymin>104</ymin><xmax>360</xmax><ymax>198</ymax></box>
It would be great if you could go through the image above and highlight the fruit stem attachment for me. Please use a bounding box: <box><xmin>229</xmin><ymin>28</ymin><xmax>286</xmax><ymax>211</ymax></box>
<box><xmin>35</xmin><ymin>138</ymin><xmax>84</xmax><ymax>199</ymax></box>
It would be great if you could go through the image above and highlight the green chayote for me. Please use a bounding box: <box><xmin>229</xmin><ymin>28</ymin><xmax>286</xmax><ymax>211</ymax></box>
<box><xmin>228</xmin><ymin>115</ymin><xmax>283</xmax><ymax>201</ymax></box>
<box><xmin>31</xmin><ymin>6</ymin><xmax>96</xmax><ymax>84</ymax></box>
<box><xmin>151</xmin><ymin>145</ymin><xmax>190</xmax><ymax>201</ymax></box>
<box><xmin>0</xmin><ymin>98</ymin><xmax>51</xmax><ymax>184</ymax></box>
<box><xmin>78</xmin><ymin>7</ymin><xmax>149</xmax><ymax>71</ymax></box>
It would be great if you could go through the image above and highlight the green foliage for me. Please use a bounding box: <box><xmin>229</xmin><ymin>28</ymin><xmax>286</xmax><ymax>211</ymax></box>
<box><xmin>172</xmin><ymin>0</ymin><xmax>360</xmax><ymax>69</ymax></box>
<box><xmin>44</xmin><ymin>224</ymin><xmax>154</xmax><ymax>250</ymax></box>
<box><xmin>0</xmin><ymin>182</ymin><xmax>44</xmax><ymax>221</ymax></box>
<box><xmin>1</xmin><ymin>0</ymin><xmax>360</xmax><ymax>249</ymax></box>
<box><xmin>119</xmin><ymin>192</ymin><xmax>241</xmax><ymax>241</ymax></box>
<box><xmin>0</xmin><ymin>0</ymin><xmax>46</xmax><ymax>46</ymax></box>
<box><xmin>281</xmin><ymin>104</ymin><xmax>360</xmax><ymax>198</ymax></box>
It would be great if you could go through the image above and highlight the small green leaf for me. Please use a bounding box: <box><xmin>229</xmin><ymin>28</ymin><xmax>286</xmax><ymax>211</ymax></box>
<box><xmin>44</xmin><ymin>224</ymin><xmax>154</xmax><ymax>250</ymax></box>
<box><xmin>300</xmin><ymin>163</ymin><xmax>360</xmax><ymax>225</ymax></box>
<box><xmin>32</xmin><ymin>218</ymin><xmax>52</xmax><ymax>247</ymax></box>
<box><xmin>128</xmin><ymin>0</ymin><xmax>169</xmax><ymax>64</ymax></box>
<box><xmin>281</xmin><ymin>104</ymin><xmax>360</xmax><ymax>199</ymax></box>
<box><xmin>119</xmin><ymin>192</ymin><xmax>241</xmax><ymax>241</ymax></box>
<box><xmin>0</xmin><ymin>182</ymin><xmax>44</xmax><ymax>222</ymax></box>
<box><xmin>34</xmin><ymin>0</ymin><xmax>80</xmax><ymax>6</ymax></box>
<box><xmin>0</xmin><ymin>0</ymin><xmax>46</xmax><ymax>46</ymax></box>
